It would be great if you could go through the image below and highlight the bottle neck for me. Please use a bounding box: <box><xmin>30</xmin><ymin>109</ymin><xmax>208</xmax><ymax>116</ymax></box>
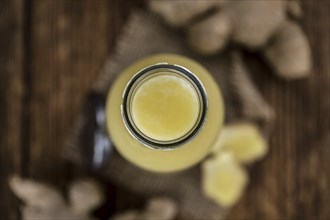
<box><xmin>121</xmin><ymin>63</ymin><xmax>208</xmax><ymax>150</ymax></box>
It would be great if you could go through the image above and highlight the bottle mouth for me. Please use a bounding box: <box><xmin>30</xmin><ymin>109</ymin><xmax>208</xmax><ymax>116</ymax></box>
<box><xmin>121</xmin><ymin>63</ymin><xmax>208</xmax><ymax>150</ymax></box>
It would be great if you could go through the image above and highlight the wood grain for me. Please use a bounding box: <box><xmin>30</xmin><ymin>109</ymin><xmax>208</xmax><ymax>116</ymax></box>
<box><xmin>0</xmin><ymin>0</ymin><xmax>329</xmax><ymax>219</ymax></box>
<box><xmin>0</xmin><ymin>1</ymin><xmax>24</xmax><ymax>219</ymax></box>
<box><xmin>26</xmin><ymin>0</ymin><xmax>143</xmax><ymax>214</ymax></box>
<box><xmin>26</xmin><ymin>0</ymin><xmax>111</xmax><ymax>184</ymax></box>
<box><xmin>228</xmin><ymin>1</ymin><xmax>330</xmax><ymax>219</ymax></box>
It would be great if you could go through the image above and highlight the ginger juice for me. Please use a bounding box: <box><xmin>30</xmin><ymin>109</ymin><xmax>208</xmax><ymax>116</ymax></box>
<box><xmin>106</xmin><ymin>54</ymin><xmax>224</xmax><ymax>172</ymax></box>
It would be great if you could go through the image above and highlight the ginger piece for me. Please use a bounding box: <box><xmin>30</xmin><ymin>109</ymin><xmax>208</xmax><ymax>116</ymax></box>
<box><xmin>212</xmin><ymin>122</ymin><xmax>268</xmax><ymax>164</ymax></box>
<box><xmin>149</xmin><ymin>0</ymin><xmax>312</xmax><ymax>79</ymax></box>
<box><xmin>287</xmin><ymin>0</ymin><xmax>303</xmax><ymax>19</ymax></box>
<box><xmin>150</xmin><ymin>0</ymin><xmax>287</xmax><ymax>49</ymax></box>
<box><xmin>142</xmin><ymin>197</ymin><xmax>177</xmax><ymax>220</ymax></box>
<box><xmin>69</xmin><ymin>179</ymin><xmax>104</xmax><ymax>215</ymax></box>
<box><xmin>149</xmin><ymin>0</ymin><xmax>223</xmax><ymax>27</ymax></box>
<box><xmin>9</xmin><ymin>176</ymin><xmax>103</xmax><ymax>220</ymax></box>
<box><xmin>202</xmin><ymin>152</ymin><xmax>248</xmax><ymax>208</ymax></box>
<box><xmin>224</xmin><ymin>0</ymin><xmax>287</xmax><ymax>49</ymax></box>
<box><xmin>21</xmin><ymin>206</ymin><xmax>80</xmax><ymax>220</ymax></box>
<box><xmin>111</xmin><ymin>210</ymin><xmax>140</xmax><ymax>220</ymax></box>
<box><xmin>188</xmin><ymin>11</ymin><xmax>231</xmax><ymax>55</ymax></box>
<box><xmin>111</xmin><ymin>197</ymin><xmax>177</xmax><ymax>220</ymax></box>
<box><xmin>264</xmin><ymin>20</ymin><xmax>312</xmax><ymax>79</ymax></box>
<box><xmin>9</xmin><ymin>176</ymin><xmax>65</xmax><ymax>210</ymax></box>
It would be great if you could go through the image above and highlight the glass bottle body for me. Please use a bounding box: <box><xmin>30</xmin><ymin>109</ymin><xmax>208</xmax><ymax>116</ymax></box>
<box><xmin>106</xmin><ymin>54</ymin><xmax>224</xmax><ymax>172</ymax></box>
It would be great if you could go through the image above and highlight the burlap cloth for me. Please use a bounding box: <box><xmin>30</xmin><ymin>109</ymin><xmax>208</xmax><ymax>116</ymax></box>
<box><xmin>65</xmin><ymin>11</ymin><xmax>275</xmax><ymax>220</ymax></box>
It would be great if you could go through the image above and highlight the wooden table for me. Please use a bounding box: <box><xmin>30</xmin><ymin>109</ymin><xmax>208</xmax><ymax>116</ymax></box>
<box><xmin>1</xmin><ymin>1</ymin><xmax>329</xmax><ymax>219</ymax></box>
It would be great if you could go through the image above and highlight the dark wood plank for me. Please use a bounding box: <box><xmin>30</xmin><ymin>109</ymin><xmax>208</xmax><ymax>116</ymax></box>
<box><xmin>228</xmin><ymin>0</ymin><xmax>330</xmax><ymax>219</ymax></box>
<box><xmin>0</xmin><ymin>0</ymin><xmax>24</xmax><ymax>219</ymax></box>
<box><xmin>26</xmin><ymin>0</ymin><xmax>142</xmax><ymax>191</ymax></box>
<box><xmin>295</xmin><ymin>1</ymin><xmax>330</xmax><ymax>218</ymax></box>
<box><xmin>26</xmin><ymin>0</ymin><xmax>116</xmax><ymax>184</ymax></box>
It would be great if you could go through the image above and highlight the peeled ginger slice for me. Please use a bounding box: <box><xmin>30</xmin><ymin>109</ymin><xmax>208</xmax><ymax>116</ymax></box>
<box><xmin>212</xmin><ymin>122</ymin><xmax>268</xmax><ymax>164</ymax></box>
<box><xmin>202</xmin><ymin>152</ymin><xmax>248</xmax><ymax>207</ymax></box>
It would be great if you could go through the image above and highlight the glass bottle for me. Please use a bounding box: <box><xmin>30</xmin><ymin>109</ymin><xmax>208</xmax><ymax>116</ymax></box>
<box><xmin>106</xmin><ymin>54</ymin><xmax>224</xmax><ymax>172</ymax></box>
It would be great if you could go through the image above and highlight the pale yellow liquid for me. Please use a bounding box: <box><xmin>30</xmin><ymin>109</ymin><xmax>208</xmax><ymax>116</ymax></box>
<box><xmin>131</xmin><ymin>74</ymin><xmax>200</xmax><ymax>141</ymax></box>
<box><xmin>106</xmin><ymin>54</ymin><xmax>224</xmax><ymax>172</ymax></box>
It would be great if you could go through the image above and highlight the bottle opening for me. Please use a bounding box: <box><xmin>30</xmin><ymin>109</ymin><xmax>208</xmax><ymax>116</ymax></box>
<box><xmin>122</xmin><ymin>63</ymin><xmax>208</xmax><ymax>150</ymax></box>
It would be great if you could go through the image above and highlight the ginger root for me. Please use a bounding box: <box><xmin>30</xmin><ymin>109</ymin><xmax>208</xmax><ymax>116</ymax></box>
<box><xmin>202</xmin><ymin>122</ymin><xmax>267</xmax><ymax>207</ymax></box>
<box><xmin>149</xmin><ymin>0</ymin><xmax>312</xmax><ymax>80</ymax></box>
<box><xmin>9</xmin><ymin>176</ymin><xmax>103</xmax><ymax>220</ymax></box>
<box><xmin>149</xmin><ymin>0</ymin><xmax>223</xmax><ymax>27</ymax></box>
<box><xmin>212</xmin><ymin>122</ymin><xmax>268</xmax><ymax>164</ymax></box>
<box><xmin>264</xmin><ymin>20</ymin><xmax>312</xmax><ymax>79</ymax></box>
<box><xmin>202</xmin><ymin>152</ymin><xmax>248</xmax><ymax>208</ymax></box>
<box><xmin>188</xmin><ymin>11</ymin><xmax>231</xmax><ymax>55</ymax></box>
<box><xmin>69</xmin><ymin>179</ymin><xmax>104</xmax><ymax>215</ymax></box>
<box><xmin>111</xmin><ymin>197</ymin><xmax>177</xmax><ymax>220</ymax></box>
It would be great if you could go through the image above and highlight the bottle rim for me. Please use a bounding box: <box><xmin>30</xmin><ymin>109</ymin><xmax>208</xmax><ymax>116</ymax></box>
<box><xmin>121</xmin><ymin>63</ymin><xmax>208</xmax><ymax>150</ymax></box>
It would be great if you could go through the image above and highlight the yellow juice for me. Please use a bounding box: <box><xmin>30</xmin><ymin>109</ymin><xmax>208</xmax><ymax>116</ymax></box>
<box><xmin>131</xmin><ymin>74</ymin><xmax>200</xmax><ymax>141</ymax></box>
<box><xmin>106</xmin><ymin>54</ymin><xmax>224</xmax><ymax>172</ymax></box>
